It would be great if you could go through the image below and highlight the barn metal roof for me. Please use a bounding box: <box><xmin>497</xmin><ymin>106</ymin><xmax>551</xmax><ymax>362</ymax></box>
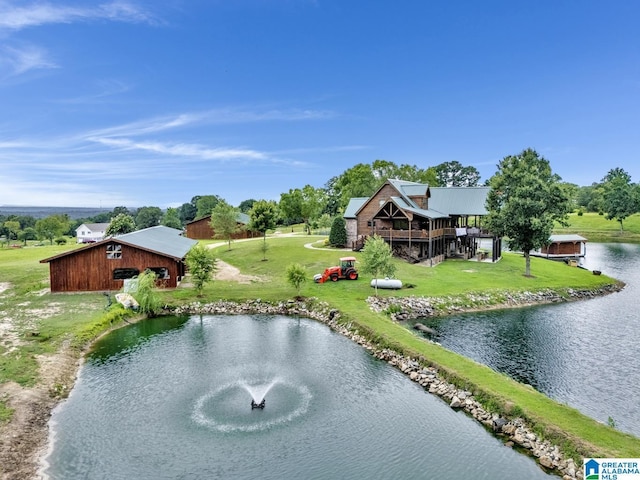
<box><xmin>41</xmin><ymin>225</ymin><xmax>197</xmax><ymax>264</ymax></box>
<box><xmin>116</xmin><ymin>226</ymin><xmax>197</xmax><ymax>259</ymax></box>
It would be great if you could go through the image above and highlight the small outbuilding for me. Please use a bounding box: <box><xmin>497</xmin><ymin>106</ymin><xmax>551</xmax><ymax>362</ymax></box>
<box><xmin>41</xmin><ymin>226</ymin><xmax>197</xmax><ymax>292</ymax></box>
<box><xmin>536</xmin><ymin>234</ymin><xmax>587</xmax><ymax>259</ymax></box>
<box><xmin>185</xmin><ymin>212</ymin><xmax>258</xmax><ymax>240</ymax></box>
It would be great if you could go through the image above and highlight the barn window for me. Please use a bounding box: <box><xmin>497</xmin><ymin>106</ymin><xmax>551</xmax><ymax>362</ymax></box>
<box><xmin>113</xmin><ymin>268</ymin><xmax>139</xmax><ymax>280</ymax></box>
<box><xmin>148</xmin><ymin>267</ymin><xmax>170</xmax><ymax>279</ymax></box>
<box><xmin>107</xmin><ymin>244</ymin><xmax>122</xmax><ymax>259</ymax></box>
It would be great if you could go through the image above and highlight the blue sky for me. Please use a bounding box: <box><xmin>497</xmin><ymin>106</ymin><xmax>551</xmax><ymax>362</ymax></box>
<box><xmin>1</xmin><ymin>1</ymin><xmax>639</xmax><ymax>208</ymax></box>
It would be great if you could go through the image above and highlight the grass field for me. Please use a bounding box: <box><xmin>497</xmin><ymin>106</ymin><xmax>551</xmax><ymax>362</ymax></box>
<box><xmin>1</xmin><ymin>232</ymin><xmax>639</xmax><ymax>462</ymax></box>
<box><xmin>556</xmin><ymin>212</ymin><xmax>640</xmax><ymax>243</ymax></box>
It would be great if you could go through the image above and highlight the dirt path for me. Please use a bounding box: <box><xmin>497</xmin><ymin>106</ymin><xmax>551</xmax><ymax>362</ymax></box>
<box><xmin>213</xmin><ymin>259</ymin><xmax>262</xmax><ymax>284</ymax></box>
<box><xmin>0</xmin><ymin>343</ymin><xmax>80</xmax><ymax>480</ymax></box>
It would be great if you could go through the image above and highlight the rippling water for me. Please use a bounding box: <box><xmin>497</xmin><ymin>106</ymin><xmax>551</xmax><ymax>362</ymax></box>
<box><xmin>42</xmin><ymin>315</ymin><xmax>552</xmax><ymax>479</ymax></box>
<box><xmin>418</xmin><ymin>243</ymin><xmax>640</xmax><ymax>436</ymax></box>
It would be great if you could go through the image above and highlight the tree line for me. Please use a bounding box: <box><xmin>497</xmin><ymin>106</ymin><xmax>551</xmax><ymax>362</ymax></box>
<box><xmin>2</xmin><ymin>156</ymin><xmax>639</xmax><ymax>249</ymax></box>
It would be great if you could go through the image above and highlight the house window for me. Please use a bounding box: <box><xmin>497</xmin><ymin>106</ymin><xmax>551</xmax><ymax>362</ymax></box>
<box><xmin>148</xmin><ymin>267</ymin><xmax>170</xmax><ymax>279</ymax></box>
<box><xmin>107</xmin><ymin>244</ymin><xmax>122</xmax><ymax>259</ymax></box>
<box><xmin>113</xmin><ymin>268</ymin><xmax>139</xmax><ymax>280</ymax></box>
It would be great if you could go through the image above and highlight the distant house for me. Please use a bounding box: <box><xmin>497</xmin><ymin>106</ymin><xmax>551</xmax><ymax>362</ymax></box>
<box><xmin>185</xmin><ymin>212</ymin><xmax>258</xmax><ymax>240</ymax></box>
<box><xmin>76</xmin><ymin>223</ymin><xmax>110</xmax><ymax>243</ymax></box>
<box><xmin>344</xmin><ymin>178</ymin><xmax>501</xmax><ymax>265</ymax></box>
<box><xmin>41</xmin><ymin>226</ymin><xmax>197</xmax><ymax>292</ymax></box>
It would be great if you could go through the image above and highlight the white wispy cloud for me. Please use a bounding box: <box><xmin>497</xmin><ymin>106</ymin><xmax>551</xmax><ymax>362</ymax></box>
<box><xmin>54</xmin><ymin>79</ymin><xmax>133</xmax><ymax>104</ymax></box>
<box><xmin>0</xmin><ymin>44</ymin><xmax>57</xmax><ymax>77</ymax></box>
<box><xmin>0</xmin><ymin>104</ymin><xmax>342</xmax><ymax>205</ymax></box>
<box><xmin>84</xmin><ymin>113</ymin><xmax>204</xmax><ymax>139</ymax></box>
<box><xmin>89</xmin><ymin>137</ymin><xmax>269</xmax><ymax>161</ymax></box>
<box><xmin>0</xmin><ymin>1</ymin><xmax>157</xmax><ymax>31</ymax></box>
<box><xmin>84</xmin><ymin>107</ymin><xmax>336</xmax><ymax>139</ymax></box>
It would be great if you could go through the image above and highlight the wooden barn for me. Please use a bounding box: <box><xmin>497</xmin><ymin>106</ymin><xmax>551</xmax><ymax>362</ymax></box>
<box><xmin>185</xmin><ymin>212</ymin><xmax>258</xmax><ymax>240</ymax></box>
<box><xmin>344</xmin><ymin>179</ymin><xmax>501</xmax><ymax>265</ymax></box>
<box><xmin>40</xmin><ymin>226</ymin><xmax>197</xmax><ymax>292</ymax></box>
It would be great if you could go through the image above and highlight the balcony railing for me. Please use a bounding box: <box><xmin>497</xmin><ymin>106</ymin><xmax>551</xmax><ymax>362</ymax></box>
<box><xmin>373</xmin><ymin>226</ymin><xmax>493</xmax><ymax>241</ymax></box>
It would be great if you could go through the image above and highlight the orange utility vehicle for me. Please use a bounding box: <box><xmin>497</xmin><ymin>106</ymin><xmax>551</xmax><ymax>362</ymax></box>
<box><xmin>314</xmin><ymin>256</ymin><xmax>359</xmax><ymax>283</ymax></box>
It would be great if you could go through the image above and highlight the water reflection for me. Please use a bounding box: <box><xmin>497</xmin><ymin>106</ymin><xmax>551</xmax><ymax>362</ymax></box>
<box><xmin>44</xmin><ymin>315</ymin><xmax>552</xmax><ymax>480</ymax></box>
<box><xmin>423</xmin><ymin>243</ymin><xmax>640</xmax><ymax>436</ymax></box>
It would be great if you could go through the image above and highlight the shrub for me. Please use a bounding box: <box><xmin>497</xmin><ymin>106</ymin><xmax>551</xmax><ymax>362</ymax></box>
<box><xmin>185</xmin><ymin>244</ymin><xmax>217</xmax><ymax>295</ymax></box>
<box><xmin>54</xmin><ymin>237</ymin><xmax>67</xmax><ymax>245</ymax></box>
<box><xmin>134</xmin><ymin>270</ymin><xmax>162</xmax><ymax>316</ymax></box>
<box><xmin>286</xmin><ymin>263</ymin><xmax>307</xmax><ymax>296</ymax></box>
<box><xmin>329</xmin><ymin>217</ymin><xmax>347</xmax><ymax>247</ymax></box>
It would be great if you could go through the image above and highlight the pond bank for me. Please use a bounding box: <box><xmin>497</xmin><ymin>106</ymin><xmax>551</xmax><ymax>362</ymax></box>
<box><xmin>0</xmin><ymin>285</ymin><xmax>628</xmax><ymax>479</ymax></box>
<box><xmin>172</xmin><ymin>294</ymin><xmax>629</xmax><ymax>480</ymax></box>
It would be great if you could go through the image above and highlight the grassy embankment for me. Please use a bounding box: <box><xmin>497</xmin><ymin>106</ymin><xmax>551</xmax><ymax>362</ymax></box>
<box><xmin>555</xmin><ymin>211</ymin><xmax>640</xmax><ymax>243</ymax></box>
<box><xmin>0</xmin><ymin>243</ymin><xmax>131</xmax><ymax>413</ymax></box>
<box><xmin>1</xmin><ymin>228</ymin><xmax>639</xmax><ymax>463</ymax></box>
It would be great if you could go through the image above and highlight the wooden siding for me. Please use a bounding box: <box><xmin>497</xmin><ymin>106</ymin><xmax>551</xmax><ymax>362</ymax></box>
<box><xmin>46</xmin><ymin>241</ymin><xmax>185</xmax><ymax>292</ymax></box>
<box><xmin>542</xmin><ymin>241</ymin><xmax>583</xmax><ymax>256</ymax></box>
<box><xmin>185</xmin><ymin>216</ymin><xmax>257</xmax><ymax>240</ymax></box>
<box><xmin>355</xmin><ymin>183</ymin><xmax>407</xmax><ymax>237</ymax></box>
<box><xmin>185</xmin><ymin>217</ymin><xmax>214</xmax><ymax>239</ymax></box>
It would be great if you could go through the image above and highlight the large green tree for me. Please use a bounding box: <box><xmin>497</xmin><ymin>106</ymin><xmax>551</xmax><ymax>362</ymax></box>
<box><xmin>106</xmin><ymin>213</ymin><xmax>136</xmax><ymax>236</ymax></box>
<box><xmin>600</xmin><ymin>168</ymin><xmax>638</xmax><ymax>231</ymax></box>
<box><xmin>3</xmin><ymin>220</ymin><xmax>20</xmax><ymax>240</ymax></box>
<box><xmin>238</xmin><ymin>199</ymin><xmax>256</xmax><ymax>213</ymax></box>
<box><xmin>359</xmin><ymin>235</ymin><xmax>396</xmax><ymax>296</ymax></box>
<box><xmin>161</xmin><ymin>207</ymin><xmax>183</xmax><ymax>229</ymax></box>
<box><xmin>35</xmin><ymin>214</ymin><xmax>70</xmax><ymax>245</ymax></box>
<box><xmin>434</xmin><ymin>160</ymin><xmax>481</xmax><ymax>187</ymax></box>
<box><xmin>328</xmin><ymin>160</ymin><xmax>438</xmax><ymax>212</ymax></box>
<box><xmin>330</xmin><ymin>163</ymin><xmax>378</xmax><ymax>209</ymax></box>
<box><xmin>135</xmin><ymin>206</ymin><xmax>162</xmax><ymax>229</ymax></box>
<box><xmin>279</xmin><ymin>185</ymin><xmax>326</xmax><ymax>234</ymax></box>
<box><xmin>485</xmin><ymin>148</ymin><xmax>570</xmax><ymax>277</ymax></box>
<box><xmin>195</xmin><ymin>195</ymin><xmax>221</xmax><ymax>219</ymax></box>
<box><xmin>372</xmin><ymin>159</ymin><xmax>437</xmax><ymax>185</ymax></box>
<box><xmin>179</xmin><ymin>196</ymin><xmax>199</xmax><ymax>224</ymax></box>
<box><xmin>210</xmin><ymin>200</ymin><xmax>240</xmax><ymax>250</ymax></box>
<box><xmin>248</xmin><ymin>200</ymin><xmax>278</xmax><ymax>260</ymax></box>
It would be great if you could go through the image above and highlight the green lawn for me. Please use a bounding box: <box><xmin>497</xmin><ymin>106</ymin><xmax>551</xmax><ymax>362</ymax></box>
<box><xmin>1</xmin><ymin>234</ymin><xmax>638</xmax><ymax>458</ymax></box>
<box><xmin>555</xmin><ymin>212</ymin><xmax>640</xmax><ymax>243</ymax></box>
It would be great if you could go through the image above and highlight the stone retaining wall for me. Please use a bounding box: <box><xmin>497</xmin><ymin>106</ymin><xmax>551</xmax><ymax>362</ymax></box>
<box><xmin>172</xmin><ymin>297</ymin><xmax>592</xmax><ymax>479</ymax></box>
<box><xmin>366</xmin><ymin>284</ymin><xmax>623</xmax><ymax>321</ymax></box>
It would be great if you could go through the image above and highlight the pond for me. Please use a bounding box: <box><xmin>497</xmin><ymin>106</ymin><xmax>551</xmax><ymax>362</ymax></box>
<box><xmin>42</xmin><ymin>314</ymin><xmax>553</xmax><ymax>479</ymax></box>
<box><xmin>416</xmin><ymin>243</ymin><xmax>640</xmax><ymax>436</ymax></box>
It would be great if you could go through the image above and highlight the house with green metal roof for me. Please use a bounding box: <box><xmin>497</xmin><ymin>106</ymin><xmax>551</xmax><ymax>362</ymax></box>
<box><xmin>344</xmin><ymin>179</ymin><xmax>501</xmax><ymax>264</ymax></box>
<box><xmin>40</xmin><ymin>226</ymin><xmax>197</xmax><ymax>292</ymax></box>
